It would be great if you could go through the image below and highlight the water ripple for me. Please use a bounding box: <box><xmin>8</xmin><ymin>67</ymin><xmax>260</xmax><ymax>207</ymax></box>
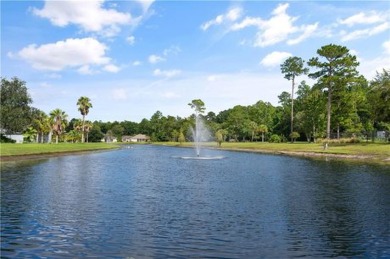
<box><xmin>1</xmin><ymin>146</ymin><xmax>389</xmax><ymax>258</ymax></box>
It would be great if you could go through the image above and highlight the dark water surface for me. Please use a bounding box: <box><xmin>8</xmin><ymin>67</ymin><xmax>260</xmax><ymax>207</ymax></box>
<box><xmin>1</xmin><ymin>145</ymin><xmax>389</xmax><ymax>258</ymax></box>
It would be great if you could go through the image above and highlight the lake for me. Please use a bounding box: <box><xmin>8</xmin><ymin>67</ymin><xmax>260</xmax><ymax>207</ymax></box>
<box><xmin>1</xmin><ymin>145</ymin><xmax>389</xmax><ymax>258</ymax></box>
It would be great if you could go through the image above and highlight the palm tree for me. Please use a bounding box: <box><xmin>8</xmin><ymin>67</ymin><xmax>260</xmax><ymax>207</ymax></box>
<box><xmin>32</xmin><ymin>110</ymin><xmax>51</xmax><ymax>143</ymax></box>
<box><xmin>77</xmin><ymin>96</ymin><xmax>93</xmax><ymax>143</ymax></box>
<box><xmin>257</xmin><ymin>124</ymin><xmax>268</xmax><ymax>142</ymax></box>
<box><xmin>50</xmin><ymin>108</ymin><xmax>68</xmax><ymax>144</ymax></box>
<box><xmin>249</xmin><ymin>121</ymin><xmax>258</xmax><ymax>142</ymax></box>
<box><xmin>23</xmin><ymin>126</ymin><xmax>37</xmax><ymax>142</ymax></box>
<box><xmin>84</xmin><ymin>121</ymin><xmax>93</xmax><ymax>143</ymax></box>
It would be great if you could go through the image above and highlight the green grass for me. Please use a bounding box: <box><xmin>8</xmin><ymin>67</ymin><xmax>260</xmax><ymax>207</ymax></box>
<box><xmin>1</xmin><ymin>141</ymin><xmax>389</xmax><ymax>164</ymax></box>
<box><xmin>0</xmin><ymin>143</ymin><xmax>119</xmax><ymax>157</ymax></box>
<box><xmin>154</xmin><ymin>141</ymin><xmax>390</xmax><ymax>163</ymax></box>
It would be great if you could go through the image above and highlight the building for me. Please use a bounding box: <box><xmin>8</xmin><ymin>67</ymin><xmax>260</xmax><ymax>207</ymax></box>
<box><xmin>122</xmin><ymin>134</ymin><xmax>150</xmax><ymax>143</ymax></box>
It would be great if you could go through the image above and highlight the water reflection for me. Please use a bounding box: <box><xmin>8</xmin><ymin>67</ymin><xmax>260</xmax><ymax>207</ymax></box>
<box><xmin>1</xmin><ymin>146</ymin><xmax>389</xmax><ymax>258</ymax></box>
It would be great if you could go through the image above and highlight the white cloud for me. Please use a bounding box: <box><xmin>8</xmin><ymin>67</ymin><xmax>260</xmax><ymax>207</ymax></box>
<box><xmin>341</xmin><ymin>22</ymin><xmax>390</xmax><ymax>41</ymax></box>
<box><xmin>15</xmin><ymin>37</ymin><xmax>111</xmax><ymax>71</ymax></box>
<box><xmin>231</xmin><ymin>17</ymin><xmax>262</xmax><ymax>31</ymax></box>
<box><xmin>126</xmin><ymin>35</ymin><xmax>135</xmax><ymax>45</ymax></box>
<box><xmin>163</xmin><ymin>45</ymin><xmax>181</xmax><ymax>56</ymax></box>
<box><xmin>78</xmin><ymin>65</ymin><xmax>95</xmax><ymax>75</ymax></box>
<box><xmin>260</xmin><ymin>51</ymin><xmax>292</xmax><ymax>67</ymax></box>
<box><xmin>207</xmin><ymin>75</ymin><xmax>219</xmax><ymax>82</ymax></box>
<box><xmin>135</xmin><ymin>0</ymin><xmax>155</xmax><ymax>13</ymax></box>
<box><xmin>104</xmin><ymin>64</ymin><xmax>120</xmax><ymax>73</ymax></box>
<box><xmin>337</xmin><ymin>10</ymin><xmax>390</xmax><ymax>42</ymax></box>
<box><xmin>358</xmin><ymin>56</ymin><xmax>390</xmax><ymax>80</ymax></box>
<box><xmin>32</xmin><ymin>0</ymin><xmax>132</xmax><ymax>36</ymax></box>
<box><xmin>148</xmin><ymin>54</ymin><xmax>165</xmax><ymax>64</ymax></box>
<box><xmin>153</xmin><ymin>69</ymin><xmax>181</xmax><ymax>78</ymax></box>
<box><xmin>132</xmin><ymin>60</ymin><xmax>142</xmax><ymax>66</ymax></box>
<box><xmin>230</xmin><ymin>3</ymin><xmax>317</xmax><ymax>47</ymax></box>
<box><xmin>201</xmin><ymin>7</ymin><xmax>242</xmax><ymax>31</ymax></box>
<box><xmin>287</xmin><ymin>23</ymin><xmax>319</xmax><ymax>45</ymax></box>
<box><xmin>383</xmin><ymin>40</ymin><xmax>390</xmax><ymax>55</ymax></box>
<box><xmin>338</xmin><ymin>11</ymin><xmax>385</xmax><ymax>27</ymax></box>
<box><xmin>112</xmin><ymin>88</ymin><xmax>128</xmax><ymax>100</ymax></box>
<box><xmin>162</xmin><ymin>91</ymin><xmax>180</xmax><ymax>99</ymax></box>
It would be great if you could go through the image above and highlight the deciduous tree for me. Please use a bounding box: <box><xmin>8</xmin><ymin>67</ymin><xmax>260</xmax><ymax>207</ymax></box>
<box><xmin>0</xmin><ymin>77</ymin><xmax>33</xmax><ymax>134</ymax></box>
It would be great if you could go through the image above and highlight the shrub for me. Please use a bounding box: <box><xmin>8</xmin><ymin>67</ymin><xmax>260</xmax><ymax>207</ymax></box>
<box><xmin>269</xmin><ymin>134</ymin><xmax>281</xmax><ymax>143</ymax></box>
<box><xmin>0</xmin><ymin>134</ymin><xmax>16</xmax><ymax>143</ymax></box>
<box><xmin>289</xmin><ymin>132</ymin><xmax>300</xmax><ymax>142</ymax></box>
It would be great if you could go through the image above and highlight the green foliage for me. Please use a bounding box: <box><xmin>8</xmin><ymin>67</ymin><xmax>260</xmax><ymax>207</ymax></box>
<box><xmin>289</xmin><ymin>131</ymin><xmax>300</xmax><ymax>142</ymax></box>
<box><xmin>50</xmin><ymin>108</ymin><xmax>68</xmax><ymax>144</ymax></box>
<box><xmin>23</xmin><ymin>126</ymin><xmax>37</xmax><ymax>142</ymax></box>
<box><xmin>368</xmin><ymin>69</ymin><xmax>390</xmax><ymax>124</ymax></box>
<box><xmin>188</xmin><ymin>99</ymin><xmax>206</xmax><ymax>115</ymax></box>
<box><xmin>269</xmin><ymin>134</ymin><xmax>281</xmax><ymax>143</ymax></box>
<box><xmin>4</xmin><ymin>45</ymin><xmax>388</xmax><ymax>147</ymax></box>
<box><xmin>0</xmin><ymin>77</ymin><xmax>33</xmax><ymax>134</ymax></box>
<box><xmin>178</xmin><ymin>131</ymin><xmax>186</xmax><ymax>144</ymax></box>
<box><xmin>77</xmin><ymin>96</ymin><xmax>93</xmax><ymax>143</ymax></box>
<box><xmin>88</xmin><ymin>124</ymin><xmax>104</xmax><ymax>142</ymax></box>
<box><xmin>0</xmin><ymin>134</ymin><xmax>16</xmax><ymax>143</ymax></box>
<box><xmin>308</xmin><ymin>44</ymin><xmax>360</xmax><ymax>139</ymax></box>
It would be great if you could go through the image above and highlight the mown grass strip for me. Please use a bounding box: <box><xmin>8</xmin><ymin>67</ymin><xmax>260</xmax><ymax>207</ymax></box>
<box><xmin>153</xmin><ymin>141</ymin><xmax>390</xmax><ymax>163</ymax></box>
<box><xmin>0</xmin><ymin>143</ymin><xmax>119</xmax><ymax>157</ymax></box>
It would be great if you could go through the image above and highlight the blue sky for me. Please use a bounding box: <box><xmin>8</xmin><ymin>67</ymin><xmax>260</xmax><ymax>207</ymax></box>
<box><xmin>2</xmin><ymin>1</ymin><xmax>389</xmax><ymax>122</ymax></box>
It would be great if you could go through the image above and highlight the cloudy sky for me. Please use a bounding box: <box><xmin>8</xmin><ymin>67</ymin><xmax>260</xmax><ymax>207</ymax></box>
<box><xmin>2</xmin><ymin>1</ymin><xmax>389</xmax><ymax>122</ymax></box>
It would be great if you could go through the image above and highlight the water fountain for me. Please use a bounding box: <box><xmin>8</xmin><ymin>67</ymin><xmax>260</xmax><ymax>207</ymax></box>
<box><xmin>179</xmin><ymin>99</ymin><xmax>224</xmax><ymax>160</ymax></box>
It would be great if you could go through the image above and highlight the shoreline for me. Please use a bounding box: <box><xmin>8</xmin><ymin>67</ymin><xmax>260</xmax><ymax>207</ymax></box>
<box><xmin>212</xmin><ymin>147</ymin><xmax>390</xmax><ymax>165</ymax></box>
<box><xmin>0</xmin><ymin>148</ymin><xmax>117</xmax><ymax>162</ymax></box>
<box><xmin>158</xmin><ymin>143</ymin><xmax>390</xmax><ymax>165</ymax></box>
<box><xmin>1</xmin><ymin>143</ymin><xmax>389</xmax><ymax>165</ymax></box>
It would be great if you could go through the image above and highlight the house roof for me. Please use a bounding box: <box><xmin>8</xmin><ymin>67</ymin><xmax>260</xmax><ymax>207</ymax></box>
<box><xmin>131</xmin><ymin>134</ymin><xmax>150</xmax><ymax>139</ymax></box>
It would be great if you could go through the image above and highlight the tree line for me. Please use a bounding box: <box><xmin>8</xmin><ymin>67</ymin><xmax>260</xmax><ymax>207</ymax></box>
<box><xmin>1</xmin><ymin>44</ymin><xmax>389</xmax><ymax>144</ymax></box>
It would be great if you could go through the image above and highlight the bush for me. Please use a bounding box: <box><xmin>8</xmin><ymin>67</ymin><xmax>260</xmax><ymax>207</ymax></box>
<box><xmin>0</xmin><ymin>134</ymin><xmax>16</xmax><ymax>143</ymax></box>
<box><xmin>269</xmin><ymin>134</ymin><xmax>281</xmax><ymax>143</ymax></box>
<box><xmin>289</xmin><ymin>132</ymin><xmax>300</xmax><ymax>142</ymax></box>
<box><xmin>318</xmin><ymin>137</ymin><xmax>361</xmax><ymax>144</ymax></box>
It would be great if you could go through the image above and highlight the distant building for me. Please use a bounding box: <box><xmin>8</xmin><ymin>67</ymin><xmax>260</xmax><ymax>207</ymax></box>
<box><xmin>1</xmin><ymin>129</ymin><xmax>24</xmax><ymax>143</ymax></box>
<box><xmin>7</xmin><ymin>134</ymin><xmax>24</xmax><ymax>143</ymax></box>
<box><xmin>377</xmin><ymin>131</ymin><xmax>386</xmax><ymax>139</ymax></box>
<box><xmin>122</xmin><ymin>134</ymin><xmax>150</xmax><ymax>143</ymax></box>
<box><xmin>102</xmin><ymin>136</ymin><xmax>117</xmax><ymax>143</ymax></box>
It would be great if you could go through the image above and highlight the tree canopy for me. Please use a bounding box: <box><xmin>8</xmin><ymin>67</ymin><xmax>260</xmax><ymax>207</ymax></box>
<box><xmin>3</xmin><ymin>44</ymin><xmax>389</xmax><ymax>144</ymax></box>
<box><xmin>0</xmin><ymin>77</ymin><xmax>33</xmax><ymax>134</ymax></box>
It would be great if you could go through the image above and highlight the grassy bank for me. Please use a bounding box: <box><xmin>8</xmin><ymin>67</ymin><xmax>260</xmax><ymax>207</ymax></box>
<box><xmin>0</xmin><ymin>143</ymin><xmax>119</xmax><ymax>160</ymax></box>
<box><xmin>155</xmin><ymin>141</ymin><xmax>390</xmax><ymax>164</ymax></box>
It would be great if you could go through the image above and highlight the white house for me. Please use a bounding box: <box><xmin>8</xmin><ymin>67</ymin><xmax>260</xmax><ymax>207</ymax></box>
<box><xmin>122</xmin><ymin>134</ymin><xmax>150</xmax><ymax>143</ymax></box>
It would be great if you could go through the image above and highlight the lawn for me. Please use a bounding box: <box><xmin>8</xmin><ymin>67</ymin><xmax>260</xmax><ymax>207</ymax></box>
<box><xmin>156</xmin><ymin>141</ymin><xmax>390</xmax><ymax>163</ymax></box>
<box><xmin>1</xmin><ymin>141</ymin><xmax>389</xmax><ymax>164</ymax></box>
<box><xmin>0</xmin><ymin>143</ymin><xmax>119</xmax><ymax>157</ymax></box>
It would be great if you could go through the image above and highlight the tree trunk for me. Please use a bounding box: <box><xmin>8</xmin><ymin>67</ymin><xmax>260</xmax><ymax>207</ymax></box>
<box><xmin>262</xmin><ymin>133</ymin><xmax>264</xmax><ymax>142</ymax></box>
<box><xmin>337</xmin><ymin>124</ymin><xmax>340</xmax><ymax>140</ymax></box>
<box><xmin>291</xmin><ymin>76</ymin><xmax>295</xmax><ymax>142</ymax></box>
<box><xmin>326</xmin><ymin>87</ymin><xmax>332</xmax><ymax>140</ymax></box>
<box><xmin>81</xmin><ymin>114</ymin><xmax>85</xmax><ymax>143</ymax></box>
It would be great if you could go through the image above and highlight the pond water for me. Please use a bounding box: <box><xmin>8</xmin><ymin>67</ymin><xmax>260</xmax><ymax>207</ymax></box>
<box><xmin>1</xmin><ymin>145</ymin><xmax>389</xmax><ymax>258</ymax></box>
